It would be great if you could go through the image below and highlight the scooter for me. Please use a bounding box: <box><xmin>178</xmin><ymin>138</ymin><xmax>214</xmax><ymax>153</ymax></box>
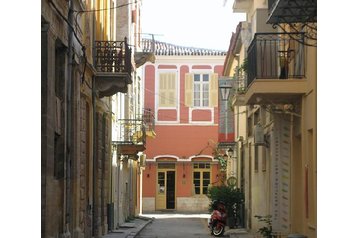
<box><xmin>208</xmin><ymin>200</ymin><xmax>227</xmax><ymax>236</ymax></box>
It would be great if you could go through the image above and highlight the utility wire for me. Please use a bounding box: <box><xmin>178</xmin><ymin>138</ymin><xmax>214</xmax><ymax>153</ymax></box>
<box><xmin>49</xmin><ymin>0</ymin><xmax>89</xmax><ymax>86</ymax></box>
<box><xmin>73</xmin><ymin>1</ymin><xmax>138</xmax><ymax>13</ymax></box>
<box><xmin>49</xmin><ymin>0</ymin><xmax>85</xmax><ymax>50</ymax></box>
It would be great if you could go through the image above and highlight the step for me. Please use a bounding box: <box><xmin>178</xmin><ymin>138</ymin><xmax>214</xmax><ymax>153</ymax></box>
<box><xmin>225</xmin><ymin>228</ymin><xmax>255</xmax><ymax>238</ymax></box>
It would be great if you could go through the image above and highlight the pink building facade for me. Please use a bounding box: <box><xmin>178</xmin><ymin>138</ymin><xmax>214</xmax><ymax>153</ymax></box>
<box><xmin>141</xmin><ymin>40</ymin><xmax>227</xmax><ymax>212</ymax></box>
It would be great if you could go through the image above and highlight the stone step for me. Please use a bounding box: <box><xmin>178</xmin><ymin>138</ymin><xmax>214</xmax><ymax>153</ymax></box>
<box><xmin>225</xmin><ymin>228</ymin><xmax>255</xmax><ymax>238</ymax></box>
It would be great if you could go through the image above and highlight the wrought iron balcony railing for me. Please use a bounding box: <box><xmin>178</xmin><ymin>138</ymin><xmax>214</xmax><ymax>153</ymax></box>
<box><xmin>115</xmin><ymin>118</ymin><xmax>146</xmax><ymax>146</ymax></box>
<box><xmin>233</xmin><ymin>69</ymin><xmax>247</xmax><ymax>94</ymax></box>
<box><xmin>113</xmin><ymin>109</ymin><xmax>155</xmax><ymax>147</ymax></box>
<box><xmin>247</xmin><ymin>32</ymin><xmax>305</xmax><ymax>87</ymax></box>
<box><xmin>94</xmin><ymin>38</ymin><xmax>132</xmax><ymax>76</ymax></box>
<box><xmin>267</xmin><ymin>0</ymin><xmax>317</xmax><ymax>47</ymax></box>
<box><xmin>267</xmin><ymin>0</ymin><xmax>317</xmax><ymax>24</ymax></box>
<box><xmin>143</xmin><ymin>108</ymin><xmax>155</xmax><ymax>132</ymax></box>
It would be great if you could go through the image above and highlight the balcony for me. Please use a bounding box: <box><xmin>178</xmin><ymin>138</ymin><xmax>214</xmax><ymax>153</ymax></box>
<box><xmin>113</xmin><ymin>109</ymin><xmax>155</xmax><ymax>156</ymax></box>
<box><xmin>94</xmin><ymin>39</ymin><xmax>132</xmax><ymax>97</ymax></box>
<box><xmin>232</xmin><ymin>0</ymin><xmax>252</xmax><ymax>13</ymax></box>
<box><xmin>244</xmin><ymin>32</ymin><xmax>307</xmax><ymax>105</ymax></box>
<box><xmin>267</xmin><ymin>0</ymin><xmax>317</xmax><ymax>24</ymax></box>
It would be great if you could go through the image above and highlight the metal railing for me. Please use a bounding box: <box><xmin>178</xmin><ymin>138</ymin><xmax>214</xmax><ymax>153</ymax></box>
<box><xmin>143</xmin><ymin>108</ymin><xmax>155</xmax><ymax>132</ymax></box>
<box><xmin>114</xmin><ymin>109</ymin><xmax>155</xmax><ymax>145</ymax></box>
<box><xmin>233</xmin><ymin>72</ymin><xmax>247</xmax><ymax>94</ymax></box>
<box><xmin>94</xmin><ymin>38</ymin><xmax>132</xmax><ymax>75</ymax></box>
<box><xmin>115</xmin><ymin>118</ymin><xmax>146</xmax><ymax>145</ymax></box>
<box><xmin>247</xmin><ymin>32</ymin><xmax>305</xmax><ymax>87</ymax></box>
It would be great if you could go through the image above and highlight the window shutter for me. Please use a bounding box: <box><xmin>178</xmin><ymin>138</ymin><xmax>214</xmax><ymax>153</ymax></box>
<box><xmin>167</xmin><ymin>73</ymin><xmax>176</xmax><ymax>107</ymax></box>
<box><xmin>159</xmin><ymin>73</ymin><xmax>176</xmax><ymax>107</ymax></box>
<box><xmin>209</xmin><ymin>73</ymin><xmax>218</xmax><ymax>107</ymax></box>
<box><xmin>185</xmin><ymin>73</ymin><xmax>194</xmax><ymax>107</ymax></box>
<box><xmin>159</xmin><ymin>73</ymin><xmax>166</xmax><ymax>107</ymax></box>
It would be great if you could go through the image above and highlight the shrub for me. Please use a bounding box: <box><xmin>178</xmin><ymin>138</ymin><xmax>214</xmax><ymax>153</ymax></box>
<box><xmin>207</xmin><ymin>185</ymin><xmax>244</xmax><ymax>219</ymax></box>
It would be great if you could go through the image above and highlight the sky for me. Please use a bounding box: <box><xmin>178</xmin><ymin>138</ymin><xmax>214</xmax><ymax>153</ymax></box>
<box><xmin>141</xmin><ymin>0</ymin><xmax>246</xmax><ymax>51</ymax></box>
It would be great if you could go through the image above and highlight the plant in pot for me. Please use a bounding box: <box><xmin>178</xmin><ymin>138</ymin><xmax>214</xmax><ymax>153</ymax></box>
<box><xmin>234</xmin><ymin>58</ymin><xmax>248</xmax><ymax>95</ymax></box>
<box><xmin>207</xmin><ymin>185</ymin><xmax>244</xmax><ymax>228</ymax></box>
<box><xmin>254</xmin><ymin>215</ymin><xmax>273</xmax><ymax>238</ymax></box>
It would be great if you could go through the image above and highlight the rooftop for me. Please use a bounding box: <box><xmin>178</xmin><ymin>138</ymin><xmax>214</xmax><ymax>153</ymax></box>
<box><xmin>141</xmin><ymin>38</ymin><xmax>227</xmax><ymax>56</ymax></box>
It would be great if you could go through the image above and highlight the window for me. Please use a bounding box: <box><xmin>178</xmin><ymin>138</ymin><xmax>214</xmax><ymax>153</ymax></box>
<box><xmin>254</xmin><ymin>108</ymin><xmax>260</xmax><ymax>125</ymax></box>
<box><xmin>185</xmin><ymin>73</ymin><xmax>218</xmax><ymax>108</ymax></box>
<box><xmin>158</xmin><ymin>172</ymin><xmax>165</xmax><ymax>194</ymax></box>
<box><xmin>194</xmin><ymin>73</ymin><xmax>209</xmax><ymax>107</ymax></box>
<box><xmin>193</xmin><ymin>163</ymin><xmax>211</xmax><ymax>195</ymax></box>
<box><xmin>254</xmin><ymin>145</ymin><xmax>259</xmax><ymax>172</ymax></box>
<box><xmin>247</xmin><ymin>116</ymin><xmax>252</xmax><ymax>137</ymax></box>
<box><xmin>158</xmin><ymin>72</ymin><xmax>177</xmax><ymax>107</ymax></box>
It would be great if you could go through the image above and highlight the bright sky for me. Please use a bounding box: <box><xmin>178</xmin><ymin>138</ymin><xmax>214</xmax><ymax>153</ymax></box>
<box><xmin>141</xmin><ymin>0</ymin><xmax>246</xmax><ymax>51</ymax></box>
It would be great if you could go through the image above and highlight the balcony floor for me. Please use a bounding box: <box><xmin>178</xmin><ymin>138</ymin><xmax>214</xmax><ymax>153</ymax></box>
<box><xmin>244</xmin><ymin>78</ymin><xmax>307</xmax><ymax>105</ymax></box>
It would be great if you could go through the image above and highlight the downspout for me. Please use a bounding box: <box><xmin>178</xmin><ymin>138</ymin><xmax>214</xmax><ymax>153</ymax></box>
<box><xmin>92</xmin><ymin>1</ymin><xmax>97</xmax><ymax>235</ymax></box>
<box><xmin>129</xmin><ymin>159</ymin><xmax>133</xmax><ymax>217</ymax></box>
<box><xmin>65</xmin><ymin>0</ymin><xmax>74</xmax><ymax>236</ymax></box>
<box><xmin>92</xmin><ymin>75</ymin><xmax>97</xmax><ymax>236</ymax></box>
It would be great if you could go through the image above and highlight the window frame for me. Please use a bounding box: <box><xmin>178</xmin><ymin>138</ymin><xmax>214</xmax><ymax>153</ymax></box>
<box><xmin>193</xmin><ymin>162</ymin><xmax>211</xmax><ymax>195</ymax></box>
<box><xmin>193</xmin><ymin>73</ymin><xmax>210</xmax><ymax>108</ymax></box>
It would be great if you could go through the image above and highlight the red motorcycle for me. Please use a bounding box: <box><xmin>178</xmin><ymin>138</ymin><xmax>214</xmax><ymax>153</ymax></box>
<box><xmin>208</xmin><ymin>200</ymin><xmax>227</xmax><ymax>236</ymax></box>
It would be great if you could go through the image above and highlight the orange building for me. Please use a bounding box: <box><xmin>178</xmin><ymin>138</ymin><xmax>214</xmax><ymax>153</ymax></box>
<box><xmin>141</xmin><ymin>40</ymin><xmax>227</xmax><ymax>212</ymax></box>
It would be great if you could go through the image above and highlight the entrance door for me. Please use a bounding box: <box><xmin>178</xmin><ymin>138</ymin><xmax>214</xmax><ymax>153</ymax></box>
<box><xmin>156</xmin><ymin>167</ymin><xmax>176</xmax><ymax>210</ymax></box>
<box><xmin>166</xmin><ymin>171</ymin><xmax>175</xmax><ymax>209</ymax></box>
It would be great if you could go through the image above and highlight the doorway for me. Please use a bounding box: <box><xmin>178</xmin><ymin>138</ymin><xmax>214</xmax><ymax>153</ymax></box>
<box><xmin>156</xmin><ymin>163</ymin><xmax>176</xmax><ymax>210</ymax></box>
<box><xmin>166</xmin><ymin>171</ymin><xmax>175</xmax><ymax>209</ymax></box>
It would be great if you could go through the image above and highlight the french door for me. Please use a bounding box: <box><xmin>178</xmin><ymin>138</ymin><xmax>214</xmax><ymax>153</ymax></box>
<box><xmin>156</xmin><ymin>169</ymin><xmax>176</xmax><ymax>210</ymax></box>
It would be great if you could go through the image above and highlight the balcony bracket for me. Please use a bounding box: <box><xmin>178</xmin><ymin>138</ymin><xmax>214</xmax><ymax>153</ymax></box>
<box><xmin>95</xmin><ymin>73</ymin><xmax>131</xmax><ymax>97</ymax></box>
<box><xmin>134</xmin><ymin>52</ymin><xmax>156</xmax><ymax>68</ymax></box>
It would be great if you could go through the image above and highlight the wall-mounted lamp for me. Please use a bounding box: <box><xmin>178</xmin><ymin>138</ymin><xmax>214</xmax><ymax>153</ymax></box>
<box><xmin>219</xmin><ymin>84</ymin><xmax>232</xmax><ymax>101</ymax></box>
<box><xmin>227</xmin><ymin>148</ymin><xmax>234</xmax><ymax>157</ymax></box>
<box><xmin>223</xmin><ymin>153</ymin><xmax>228</xmax><ymax>160</ymax></box>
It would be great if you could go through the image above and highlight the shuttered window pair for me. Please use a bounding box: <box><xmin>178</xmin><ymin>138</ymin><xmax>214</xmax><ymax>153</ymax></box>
<box><xmin>158</xmin><ymin>72</ymin><xmax>218</xmax><ymax>108</ymax></box>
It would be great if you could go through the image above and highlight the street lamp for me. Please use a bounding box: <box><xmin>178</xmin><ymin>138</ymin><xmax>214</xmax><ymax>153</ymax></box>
<box><xmin>219</xmin><ymin>84</ymin><xmax>232</xmax><ymax>101</ymax></box>
<box><xmin>219</xmin><ymin>83</ymin><xmax>232</xmax><ymax>141</ymax></box>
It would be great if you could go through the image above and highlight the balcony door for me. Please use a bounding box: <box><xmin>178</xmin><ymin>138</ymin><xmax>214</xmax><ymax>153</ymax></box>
<box><xmin>156</xmin><ymin>163</ymin><xmax>176</xmax><ymax>210</ymax></box>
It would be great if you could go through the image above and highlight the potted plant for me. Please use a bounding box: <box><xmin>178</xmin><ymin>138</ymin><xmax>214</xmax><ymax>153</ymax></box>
<box><xmin>254</xmin><ymin>215</ymin><xmax>273</xmax><ymax>238</ymax></box>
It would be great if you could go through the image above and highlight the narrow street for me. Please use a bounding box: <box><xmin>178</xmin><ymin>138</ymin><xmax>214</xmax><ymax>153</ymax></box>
<box><xmin>137</xmin><ymin>214</ymin><xmax>225</xmax><ymax>238</ymax></box>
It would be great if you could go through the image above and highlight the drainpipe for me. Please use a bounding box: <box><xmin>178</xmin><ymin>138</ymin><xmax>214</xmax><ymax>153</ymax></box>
<box><xmin>64</xmin><ymin>0</ymin><xmax>74</xmax><ymax>236</ymax></box>
<box><xmin>91</xmin><ymin>1</ymin><xmax>97</xmax><ymax>235</ymax></box>
<box><xmin>92</xmin><ymin>75</ymin><xmax>97</xmax><ymax>236</ymax></box>
<box><xmin>129</xmin><ymin>159</ymin><xmax>133</xmax><ymax>216</ymax></box>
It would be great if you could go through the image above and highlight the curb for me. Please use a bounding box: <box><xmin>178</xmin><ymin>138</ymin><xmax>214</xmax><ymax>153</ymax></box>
<box><xmin>126</xmin><ymin>217</ymin><xmax>154</xmax><ymax>238</ymax></box>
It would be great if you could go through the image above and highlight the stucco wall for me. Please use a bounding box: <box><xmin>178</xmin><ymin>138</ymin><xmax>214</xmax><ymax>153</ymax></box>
<box><xmin>142</xmin><ymin>197</ymin><xmax>155</xmax><ymax>212</ymax></box>
<box><xmin>177</xmin><ymin>196</ymin><xmax>210</xmax><ymax>212</ymax></box>
<box><xmin>142</xmin><ymin>196</ymin><xmax>210</xmax><ymax>213</ymax></box>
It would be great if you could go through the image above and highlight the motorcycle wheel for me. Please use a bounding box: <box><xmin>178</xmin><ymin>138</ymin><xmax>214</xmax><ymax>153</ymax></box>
<box><xmin>212</xmin><ymin>224</ymin><xmax>225</xmax><ymax>236</ymax></box>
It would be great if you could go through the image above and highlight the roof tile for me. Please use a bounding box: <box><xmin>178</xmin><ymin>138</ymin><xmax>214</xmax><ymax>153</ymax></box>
<box><xmin>141</xmin><ymin>38</ymin><xmax>227</xmax><ymax>56</ymax></box>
